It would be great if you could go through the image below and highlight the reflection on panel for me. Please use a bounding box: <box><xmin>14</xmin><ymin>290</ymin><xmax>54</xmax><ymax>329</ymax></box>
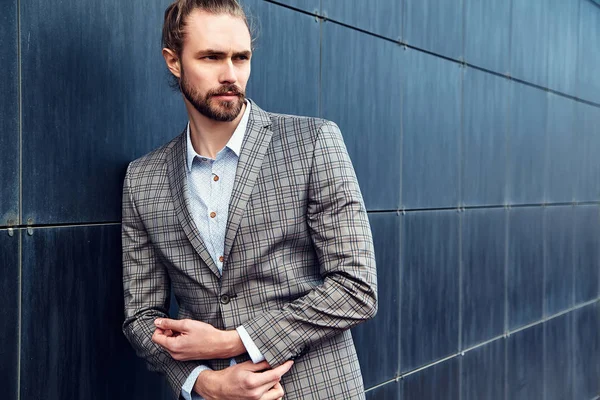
<box><xmin>365</xmin><ymin>381</ymin><xmax>400</xmax><ymax>400</ymax></box>
<box><xmin>401</xmin><ymin>49</ymin><xmax>461</xmax><ymax>209</ymax></box>
<box><xmin>573</xmin><ymin>205</ymin><xmax>600</xmax><ymax>303</ymax></box>
<box><xmin>508</xmin><ymin>208</ymin><xmax>544</xmax><ymax>330</ymax></box>
<box><xmin>461</xmin><ymin>209</ymin><xmax>506</xmax><ymax>348</ymax></box>
<box><xmin>547</xmin><ymin>0</ymin><xmax>579</xmax><ymax>95</ymax></box>
<box><xmin>506</xmin><ymin>324</ymin><xmax>544</xmax><ymax>400</ymax></box>
<box><xmin>510</xmin><ymin>0</ymin><xmax>549</xmax><ymax>87</ymax></box>
<box><xmin>401</xmin><ymin>211</ymin><xmax>459</xmax><ymax>372</ymax></box>
<box><xmin>0</xmin><ymin>1</ymin><xmax>19</xmax><ymax>225</ymax></box>
<box><xmin>403</xmin><ymin>0</ymin><xmax>463</xmax><ymax>60</ymax></box>
<box><xmin>21</xmin><ymin>0</ymin><xmax>187</xmax><ymax>224</ymax></box>
<box><xmin>402</xmin><ymin>357</ymin><xmax>459</xmax><ymax>400</ymax></box>
<box><xmin>352</xmin><ymin>213</ymin><xmax>400</xmax><ymax>387</ymax></box>
<box><xmin>544</xmin><ymin>313</ymin><xmax>573</xmax><ymax>400</ymax></box>
<box><xmin>574</xmin><ymin>102</ymin><xmax>600</xmax><ymax>202</ymax></box>
<box><xmin>544</xmin><ymin>206</ymin><xmax>574</xmax><ymax>316</ymax></box>
<box><xmin>322</xmin><ymin>23</ymin><xmax>402</xmax><ymax>211</ymax></box>
<box><xmin>322</xmin><ymin>0</ymin><xmax>402</xmax><ymax>40</ymax></box>
<box><xmin>0</xmin><ymin>230</ymin><xmax>19</xmax><ymax>400</ymax></box>
<box><xmin>461</xmin><ymin>339</ymin><xmax>505</xmax><ymax>400</ymax></box>
<box><xmin>545</xmin><ymin>94</ymin><xmax>576</xmax><ymax>203</ymax></box>
<box><xmin>573</xmin><ymin>302</ymin><xmax>600</xmax><ymax>399</ymax></box>
<box><xmin>20</xmin><ymin>226</ymin><xmax>170</xmax><ymax>399</ymax></box>
<box><xmin>464</xmin><ymin>0</ymin><xmax>510</xmax><ymax>73</ymax></box>
<box><xmin>244</xmin><ymin>0</ymin><xmax>319</xmax><ymax>117</ymax></box>
<box><xmin>507</xmin><ymin>82</ymin><xmax>548</xmax><ymax>205</ymax></box>
<box><xmin>578</xmin><ymin>0</ymin><xmax>600</xmax><ymax>104</ymax></box>
<box><xmin>462</xmin><ymin>68</ymin><xmax>508</xmax><ymax>206</ymax></box>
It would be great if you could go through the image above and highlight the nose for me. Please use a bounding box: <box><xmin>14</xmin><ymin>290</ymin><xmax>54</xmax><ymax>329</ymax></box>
<box><xmin>219</xmin><ymin>59</ymin><xmax>237</xmax><ymax>84</ymax></box>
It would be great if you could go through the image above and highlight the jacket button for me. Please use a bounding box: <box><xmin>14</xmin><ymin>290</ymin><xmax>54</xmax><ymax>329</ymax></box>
<box><xmin>220</xmin><ymin>294</ymin><xmax>230</xmax><ymax>305</ymax></box>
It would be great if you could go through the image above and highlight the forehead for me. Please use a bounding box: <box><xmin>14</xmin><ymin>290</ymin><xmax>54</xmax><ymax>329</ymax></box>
<box><xmin>182</xmin><ymin>9</ymin><xmax>251</xmax><ymax>54</ymax></box>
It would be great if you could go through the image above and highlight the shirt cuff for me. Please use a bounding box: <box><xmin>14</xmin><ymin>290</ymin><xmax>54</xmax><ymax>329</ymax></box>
<box><xmin>236</xmin><ymin>325</ymin><xmax>266</xmax><ymax>363</ymax></box>
<box><xmin>182</xmin><ymin>365</ymin><xmax>212</xmax><ymax>400</ymax></box>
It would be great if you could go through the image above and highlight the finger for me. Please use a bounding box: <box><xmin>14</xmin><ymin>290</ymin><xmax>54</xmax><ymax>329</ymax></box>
<box><xmin>164</xmin><ymin>329</ymin><xmax>174</xmax><ymax>337</ymax></box>
<box><xmin>260</xmin><ymin>383</ymin><xmax>285</xmax><ymax>400</ymax></box>
<box><xmin>154</xmin><ymin>318</ymin><xmax>186</xmax><ymax>332</ymax></box>
<box><xmin>240</xmin><ymin>360</ymin><xmax>272</xmax><ymax>372</ymax></box>
<box><xmin>252</xmin><ymin>360</ymin><xmax>294</xmax><ymax>387</ymax></box>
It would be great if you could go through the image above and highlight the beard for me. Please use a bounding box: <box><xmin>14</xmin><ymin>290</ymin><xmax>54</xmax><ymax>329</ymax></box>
<box><xmin>179</xmin><ymin>69</ymin><xmax>245</xmax><ymax>122</ymax></box>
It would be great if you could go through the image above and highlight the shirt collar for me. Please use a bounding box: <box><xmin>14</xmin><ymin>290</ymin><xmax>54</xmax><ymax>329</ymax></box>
<box><xmin>186</xmin><ymin>100</ymin><xmax>251</xmax><ymax>172</ymax></box>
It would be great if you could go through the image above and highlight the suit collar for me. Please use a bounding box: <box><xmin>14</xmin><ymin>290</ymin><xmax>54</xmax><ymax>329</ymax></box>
<box><xmin>166</xmin><ymin>129</ymin><xmax>222</xmax><ymax>277</ymax></box>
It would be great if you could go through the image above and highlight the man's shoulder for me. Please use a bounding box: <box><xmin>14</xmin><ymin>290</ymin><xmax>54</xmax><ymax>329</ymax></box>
<box><xmin>264</xmin><ymin>111</ymin><xmax>340</xmax><ymax>139</ymax></box>
<box><xmin>126</xmin><ymin>133</ymin><xmax>183</xmax><ymax>178</ymax></box>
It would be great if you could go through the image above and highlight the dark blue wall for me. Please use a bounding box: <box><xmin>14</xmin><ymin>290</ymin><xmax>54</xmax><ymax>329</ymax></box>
<box><xmin>1</xmin><ymin>0</ymin><xmax>599</xmax><ymax>399</ymax></box>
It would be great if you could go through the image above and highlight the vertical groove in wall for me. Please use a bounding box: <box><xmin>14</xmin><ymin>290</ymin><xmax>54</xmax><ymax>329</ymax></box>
<box><xmin>397</xmin><ymin>211</ymin><xmax>403</xmax><ymax>377</ymax></box>
<box><xmin>503</xmin><ymin>209</ymin><xmax>509</xmax><ymax>400</ymax></box>
<box><xmin>16</xmin><ymin>0</ymin><xmax>23</xmax><ymax>397</ymax></box>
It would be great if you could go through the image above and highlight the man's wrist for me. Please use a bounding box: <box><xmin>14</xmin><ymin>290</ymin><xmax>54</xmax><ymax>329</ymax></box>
<box><xmin>193</xmin><ymin>369</ymin><xmax>215</xmax><ymax>398</ymax></box>
<box><xmin>221</xmin><ymin>329</ymin><xmax>245</xmax><ymax>358</ymax></box>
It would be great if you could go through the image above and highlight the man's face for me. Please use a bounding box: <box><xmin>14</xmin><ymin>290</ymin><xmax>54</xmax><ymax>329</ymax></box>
<box><xmin>178</xmin><ymin>10</ymin><xmax>252</xmax><ymax>122</ymax></box>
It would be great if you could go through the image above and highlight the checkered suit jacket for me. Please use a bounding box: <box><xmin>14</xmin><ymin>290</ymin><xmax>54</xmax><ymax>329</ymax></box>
<box><xmin>122</xmin><ymin>101</ymin><xmax>378</xmax><ymax>399</ymax></box>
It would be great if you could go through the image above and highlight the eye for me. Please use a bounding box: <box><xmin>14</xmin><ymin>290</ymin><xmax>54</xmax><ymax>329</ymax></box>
<box><xmin>203</xmin><ymin>55</ymin><xmax>218</xmax><ymax>60</ymax></box>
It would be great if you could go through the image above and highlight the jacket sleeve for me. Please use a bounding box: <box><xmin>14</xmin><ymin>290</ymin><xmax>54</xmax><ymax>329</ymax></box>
<box><xmin>241</xmin><ymin>121</ymin><xmax>378</xmax><ymax>367</ymax></box>
<box><xmin>121</xmin><ymin>164</ymin><xmax>202</xmax><ymax>399</ymax></box>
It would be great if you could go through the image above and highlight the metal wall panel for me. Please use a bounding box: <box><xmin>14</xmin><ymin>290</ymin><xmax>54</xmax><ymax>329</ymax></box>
<box><xmin>403</xmin><ymin>0</ymin><xmax>463</xmax><ymax>60</ymax></box>
<box><xmin>0</xmin><ymin>230</ymin><xmax>19</xmax><ymax>400</ymax></box>
<box><xmin>544</xmin><ymin>313</ymin><xmax>573</xmax><ymax>400</ymax></box>
<box><xmin>365</xmin><ymin>381</ymin><xmax>400</xmax><ymax>400</ymax></box>
<box><xmin>321</xmin><ymin>22</ymin><xmax>402</xmax><ymax>211</ymax></box>
<box><xmin>547</xmin><ymin>0</ymin><xmax>580</xmax><ymax>95</ymax></box>
<box><xmin>462</xmin><ymin>67</ymin><xmax>508</xmax><ymax>206</ymax></box>
<box><xmin>401</xmin><ymin>211</ymin><xmax>459</xmax><ymax>372</ymax></box>
<box><xmin>573</xmin><ymin>302</ymin><xmax>600</xmax><ymax>399</ymax></box>
<box><xmin>545</xmin><ymin>94</ymin><xmax>576</xmax><ymax>203</ymax></box>
<box><xmin>508</xmin><ymin>207</ymin><xmax>544</xmax><ymax>330</ymax></box>
<box><xmin>461</xmin><ymin>209</ymin><xmax>506</xmax><ymax>348</ymax></box>
<box><xmin>321</xmin><ymin>0</ymin><xmax>402</xmax><ymax>40</ymax></box>
<box><xmin>266</xmin><ymin>0</ymin><xmax>318</xmax><ymax>14</ymax></box>
<box><xmin>0</xmin><ymin>0</ymin><xmax>19</xmax><ymax>226</ymax></box>
<box><xmin>464</xmin><ymin>0</ymin><xmax>510</xmax><ymax>73</ymax></box>
<box><xmin>402</xmin><ymin>357</ymin><xmax>459</xmax><ymax>400</ymax></box>
<box><xmin>507</xmin><ymin>82</ymin><xmax>548</xmax><ymax>205</ymax></box>
<box><xmin>21</xmin><ymin>0</ymin><xmax>186</xmax><ymax>224</ymax></box>
<box><xmin>506</xmin><ymin>324</ymin><xmax>544</xmax><ymax>400</ymax></box>
<box><xmin>460</xmin><ymin>339</ymin><xmax>506</xmax><ymax>400</ymax></box>
<box><xmin>573</xmin><ymin>205</ymin><xmax>600</xmax><ymax>303</ymax></box>
<box><xmin>352</xmin><ymin>213</ymin><xmax>400</xmax><ymax>388</ymax></box>
<box><xmin>574</xmin><ymin>102</ymin><xmax>600</xmax><ymax>202</ymax></box>
<box><xmin>544</xmin><ymin>206</ymin><xmax>574</xmax><ymax>316</ymax></box>
<box><xmin>245</xmin><ymin>0</ymin><xmax>319</xmax><ymax>117</ymax></box>
<box><xmin>510</xmin><ymin>0</ymin><xmax>549</xmax><ymax>88</ymax></box>
<box><xmin>578</xmin><ymin>0</ymin><xmax>600</xmax><ymax>104</ymax></box>
<box><xmin>20</xmin><ymin>226</ymin><xmax>170</xmax><ymax>399</ymax></box>
<box><xmin>401</xmin><ymin>49</ymin><xmax>461</xmax><ymax>209</ymax></box>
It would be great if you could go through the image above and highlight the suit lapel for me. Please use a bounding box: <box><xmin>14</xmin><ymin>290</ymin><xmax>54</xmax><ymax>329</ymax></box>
<box><xmin>223</xmin><ymin>101</ymin><xmax>274</xmax><ymax>261</ymax></box>
<box><xmin>166</xmin><ymin>131</ymin><xmax>221</xmax><ymax>277</ymax></box>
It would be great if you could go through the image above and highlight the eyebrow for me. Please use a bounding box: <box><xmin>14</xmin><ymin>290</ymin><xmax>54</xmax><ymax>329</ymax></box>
<box><xmin>196</xmin><ymin>49</ymin><xmax>252</xmax><ymax>57</ymax></box>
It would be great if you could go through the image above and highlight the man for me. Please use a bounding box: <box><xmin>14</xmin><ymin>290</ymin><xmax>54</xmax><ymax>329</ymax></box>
<box><xmin>121</xmin><ymin>0</ymin><xmax>377</xmax><ymax>399</ymax></box>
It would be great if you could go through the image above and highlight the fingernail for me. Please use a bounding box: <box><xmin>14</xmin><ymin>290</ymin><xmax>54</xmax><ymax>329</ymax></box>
<box><xmin>155</xmin><ymin>319</ymin><xmax>162</xmax><ymax>326</ymax></box>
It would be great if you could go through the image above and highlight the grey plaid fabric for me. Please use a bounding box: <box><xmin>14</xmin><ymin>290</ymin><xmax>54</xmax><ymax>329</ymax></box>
<box><xmin>122</xmin><ymin>101</ymin><xmax>378</xmax><ymax>400</ymax></box>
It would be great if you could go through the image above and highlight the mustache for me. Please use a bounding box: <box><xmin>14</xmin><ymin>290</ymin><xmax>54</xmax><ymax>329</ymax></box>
<box><xmin>208</xmin><ymin>85</ymin><xmax>245</xmax><ymax>98</ymax></box>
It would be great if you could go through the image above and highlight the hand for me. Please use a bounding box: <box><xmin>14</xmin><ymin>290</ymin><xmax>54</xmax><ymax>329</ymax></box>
<box><xmin>195</xmin><ymin>360</ymin><xmax>293</xmax><ymax>400</ymax></box>
<box><xmin>151</xmin><ymin>318</ymin><xmax>245</xmax><ymax>360</ymax></box>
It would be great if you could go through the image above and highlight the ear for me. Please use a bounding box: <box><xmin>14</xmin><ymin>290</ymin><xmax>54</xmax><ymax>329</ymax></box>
<box><xmin>162</xmin><ymin>48</ymin><xmax>181</xmax><ymax>79</ymax></box>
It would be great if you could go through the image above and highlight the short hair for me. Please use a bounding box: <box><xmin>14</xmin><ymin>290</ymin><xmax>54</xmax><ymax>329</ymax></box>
<box><xmin>162</xmin><ymin>0</ymin><xmax>253</xmax><ymax>57</ymax></box>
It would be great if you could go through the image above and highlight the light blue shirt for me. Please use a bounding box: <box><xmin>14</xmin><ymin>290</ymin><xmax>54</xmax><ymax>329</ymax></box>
<box><xmin>181</xmin><ymin>102</ymin><xmax>264</xmax><ymax>400</ymax></box>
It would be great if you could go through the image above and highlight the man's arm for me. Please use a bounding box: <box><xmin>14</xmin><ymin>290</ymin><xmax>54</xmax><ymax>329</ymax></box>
<box><xmin>121</xmin><ymin>164</ymin><xmax>203</xmax><ymax>398</ymax></box>
<box><xmin>241</xmin><ymin>120</ymin><xmax>378</xmax><ymax>367</ymax></box>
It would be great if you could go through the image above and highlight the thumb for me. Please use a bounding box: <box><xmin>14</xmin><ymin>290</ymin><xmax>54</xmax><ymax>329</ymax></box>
<box><xmin>154</xmin><ymin>318</ymin><xmax>185</xmax><ymax>332</ymax></box>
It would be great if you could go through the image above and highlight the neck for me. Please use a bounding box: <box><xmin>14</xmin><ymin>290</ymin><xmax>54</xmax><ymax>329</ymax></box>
<box><xmin>186</xmin><ymin>100</ymin><xmax>246</xmax><ymax>159</ymax></box>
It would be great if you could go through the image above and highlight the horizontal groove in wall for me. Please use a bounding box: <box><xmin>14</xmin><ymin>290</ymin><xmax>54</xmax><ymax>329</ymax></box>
<box><xmin>0</xmin><ymin>221</ymin><xmax>121</xmax><ymax>231</ymax></box>
<box><xmin>263</xmin><ymin>0</ymin><xmax>600</xmax><ymax>110</ymax></box>
<box><xmin>366</xmin><ymin>201</ymin><xmax>600</xmax><ymax>215</ymax></box>
<box><xmin>364</xmin><ymin>298</ymin><xmax>600</xmax><ymax>393</ymax></box>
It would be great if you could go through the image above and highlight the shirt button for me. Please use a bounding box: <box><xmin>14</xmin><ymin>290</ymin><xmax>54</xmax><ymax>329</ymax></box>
<box><xmin>219</xmin><ymin>256</ymin><xmax>224</xmax><ymax>263</ymax></box>
<box><xmin>210</xmin><ymin>211</ymin><xmax>216</xmax><ymax>218</ymax></box>
<box><xmin>213</xmin><ymin>175</ymin><xmax>220</xmax><ymax>182</ymax></box>
<box><xmin>220</xmin><ymin>294</ymin><xmax>230</xmax><ymax>305</ymax></box>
